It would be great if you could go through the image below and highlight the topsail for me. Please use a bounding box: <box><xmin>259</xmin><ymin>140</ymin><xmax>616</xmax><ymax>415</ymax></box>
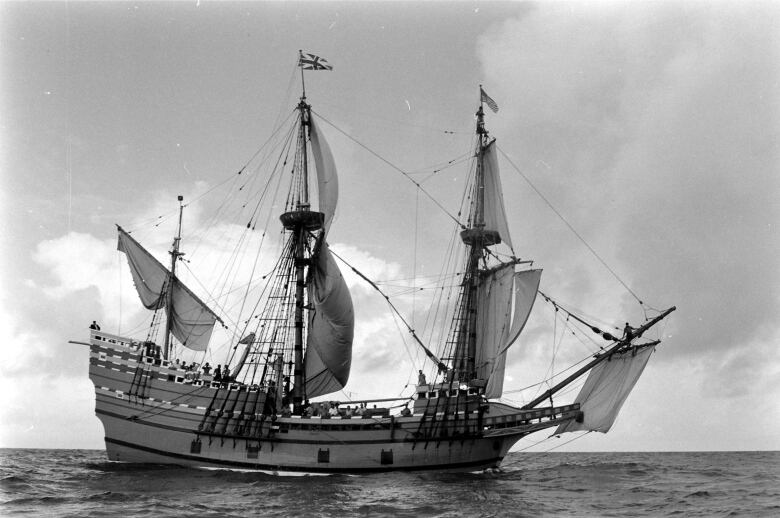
<box><xmin>481</xmin><ymin>141</ymin><xmax>513</xmax><ymax>250</ymax></box>
<box><xmin>117</xmin><ymin>228</ymin><xmax>220</xmax><ymax>351</ymax></box>
<box><xmin>309</xmin><ymin>117</ymin><xmax>338</xmax><ymax>234</ymax></box>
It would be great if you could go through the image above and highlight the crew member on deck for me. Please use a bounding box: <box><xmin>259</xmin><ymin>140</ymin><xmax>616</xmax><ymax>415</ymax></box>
<box><xmin>418</xmin><ymin>370</ymin><xmax>426</xmax><ymax>386</ymax></box>
<box><xmin>89</xmin><ymin>321</ymin><xmax>100</xmax><ymax>331</ymax></box>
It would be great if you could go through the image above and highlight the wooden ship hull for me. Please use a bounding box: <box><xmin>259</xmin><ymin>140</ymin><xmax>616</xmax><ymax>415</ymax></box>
<box><xmin>88</xmin><ymin>331</ymin><xmax>580</xmax><ymax>473</ymax></box>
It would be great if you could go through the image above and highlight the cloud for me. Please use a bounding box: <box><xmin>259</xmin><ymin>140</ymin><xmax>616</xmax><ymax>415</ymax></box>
<box><xmin>476</xmin><ymin>2</ymin><xmax>780</xmax><ymax>406</ymax></box>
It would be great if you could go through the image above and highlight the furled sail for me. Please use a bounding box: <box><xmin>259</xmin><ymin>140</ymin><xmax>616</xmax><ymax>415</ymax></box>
<box><xmin>309</xmin><ymin>117</ymin><xmax>338</xmax><ymax>234</ymax></box>
<box><xmin>304</xmin><ymin>243</ymin><xmax>354</xmax><ymax>398</ymax></box>
<box><xmin>476</xmin><ymin>267</ymin><xmax>542</xmax><ymax>398</ymax></box>
<box><xmin>481</xmin><ymin>141</ymin><xmax>513</xmax><ymax>250</ymax></box>
<box><xmin>117</xmin><ymin>228</ymin><xmax>220</xmax><ymax>351</ymax></box>
<box><xmin>555</xmin><ymin>346</ymin><xmax>655</xmax><ymax>434</ymax></box>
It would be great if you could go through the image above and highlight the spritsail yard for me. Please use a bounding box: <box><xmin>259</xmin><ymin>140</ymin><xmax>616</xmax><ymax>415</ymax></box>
<box><xmin>73</xmin><ymin>52</ymin><xmax>675</xmax><ymax>472</ymax></box>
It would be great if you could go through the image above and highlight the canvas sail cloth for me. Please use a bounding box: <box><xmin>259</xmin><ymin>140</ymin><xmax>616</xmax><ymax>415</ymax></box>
<box><xmin>117</xmin><ymin>228</ymin><xmax>220</xmax><ymax>351</ymax></box>
<box><xmin>481</xmin><ymin>141</ymin><xmax>513</xmax><ymax>251</ymax></box>
<box><xmin>304</xmin><ymin>244</ymin><xmax>354</xmax><ymax>398</ymax></box>
<box><xmin>309</xmin><ymin>117</ymin><xmax>338</xmax><ymax>234</ymax></box>
<box><xmin>555</xmin><ymin>346</ymin><xmax>656</xmax><ymax>434</ymax></box>
<box><xmin>476</xmin><ymin>268</ymin><xmax>542</xmax><ymax>398</ymax></box>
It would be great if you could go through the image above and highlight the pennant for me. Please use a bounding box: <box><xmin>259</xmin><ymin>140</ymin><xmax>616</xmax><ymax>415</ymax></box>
<box><xmin>299</xmin><ymin>52</ymin><xmax>333</xmax><ymax>71</ymax></box>
<box><xmin>238</xmin><ymin>332</ymin><xmax>255</xmax><ymax>345</ymax></box>
<box><xmin>480</xmin><ymin>87</ymin><xmax>499</xmax><ymax>113</ymax></box>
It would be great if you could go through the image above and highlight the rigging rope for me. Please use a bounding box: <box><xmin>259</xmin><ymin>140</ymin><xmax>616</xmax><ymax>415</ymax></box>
<box><xmin>312</xmin><ymin>110</ymin><xmax>465</xmax><ymax>228</ymax></box>
<box><xmin>497</xmin><ymin>145</ymin><xmax>646</xmax><ymax>307</ymax></box>
<box><xmin>327</xmin><ymin>246</ymin><xmax>449</xmax><ymax>373</ymax></box>
<box><xmin>538</xmin><ymin>290</ymin><xmax>620</xmax><ymax>342</ymax></box>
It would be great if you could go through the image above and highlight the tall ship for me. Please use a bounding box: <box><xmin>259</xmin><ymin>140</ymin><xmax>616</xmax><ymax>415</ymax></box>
<box><xmin>74</xmin><ymin>53</ymin><xmax>675</xmax><ymax>473</ymax></box>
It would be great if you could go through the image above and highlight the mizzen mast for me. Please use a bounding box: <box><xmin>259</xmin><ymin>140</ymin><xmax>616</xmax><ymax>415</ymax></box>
<box><xmin>164</xmin><ymin>194</ymin><xmax>186</xmax><ymax>359</ymax></box>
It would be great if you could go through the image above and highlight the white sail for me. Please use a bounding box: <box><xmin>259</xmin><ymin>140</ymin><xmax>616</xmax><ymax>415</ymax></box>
<box><xmin>555</xmin><ymin>346</ymin><xmax>655</xmax><ymax>434</ymax></box>
<box><xmin>117</xmin><ymin>228</ymin><xmax>219</xmax><ymax>352</ymax></box>
<box><xmin>304</xmin><ymin>244</ymin><xmax>354</xmax><ymax>398</ymax></box>
<box><xmin>309</xmin><ymin>117</ymin><xmax>338</xmax><ymax>234</ymax></box>
<box><xmin>477</xmin><ymin>267</ymin><xmax>542</xmax><ymax>398</ymax></box>
<box><xmin>482</xmin><ymin>141</ymin><xmax>513</xmax><ymax>250</ymax></box>
<box><xmin>484</xmin><ymin>268</ymin><xmax>542</xmax><ymax>398</ymax></box>
<box><xmin>474</xmin><ymin>265</ymin><xmax>514</xmax><ymax>393</ymax></box>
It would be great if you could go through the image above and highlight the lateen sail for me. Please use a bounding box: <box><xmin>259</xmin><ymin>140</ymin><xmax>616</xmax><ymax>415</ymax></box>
<box><xmin>482</xmin><ymin>141</ymin><xmax>513</xmax><ymax>250</ymax></box>
<box><xmin>476</xmin><ymin>267</ymin><xmax>542</xmax><ymax>398</ymax></box>
<box><xmin>309</xmin><ymin>117</ymin><xmax>338</xmax><ymax>234</ymax></box>
<box><xmin>117</xmin><ymin>228</ymin><xmax>220</xmax><ymax>351</ymax></box>
<box><xmin>304</xmin><ymin>244</ymin><xmax>354</xmax><ymax>398</ymax></box>
<box><xmin>555</xmin><ymin>346</ymin><xmax>656</xmax><ymax>434</ymax></box>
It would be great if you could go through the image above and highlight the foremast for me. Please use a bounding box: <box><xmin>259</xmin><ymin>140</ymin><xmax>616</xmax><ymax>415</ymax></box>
<box><xmin>451</xmin><ymin>101</ymin><xmax>504</xmax><ymax>383</ymax></box>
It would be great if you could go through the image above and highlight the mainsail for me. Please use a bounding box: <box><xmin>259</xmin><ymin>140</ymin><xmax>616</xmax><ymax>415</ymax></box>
<box><xmin>554</xmin><ymin>346</ymin><xmax>656</xmax><ymax>434</ymax></box>
<box><xmin>476</xmin><ymin>268</ymin><xmax>542</xmax><ymax>398</ymax></box>
<box><xmin>304</xmin><ymin>243</ymin><xmax>354</xmax><ymax>398</ymax></box>
<box><xmin>117</xmin><ymin>228</ymin><xmax>220</xmax><ymax>351</ymax></box>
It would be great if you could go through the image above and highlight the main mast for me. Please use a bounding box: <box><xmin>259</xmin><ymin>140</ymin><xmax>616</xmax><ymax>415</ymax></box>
<box><xmin>280</xmin><ymin>93</ymin><xmax>324</xmax><ymax>415</ymax></box>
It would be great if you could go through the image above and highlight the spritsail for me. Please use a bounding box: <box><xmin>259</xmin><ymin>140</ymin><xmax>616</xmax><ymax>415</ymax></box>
<box><xmin>555</xmin><ymin>346</ymin><xmax>656</xmax><ymax>434</ymax></box>
<box><xmin>117</xmin><ymin>227</ymin><xmax>220</xmax><ymax>351</ymax></box>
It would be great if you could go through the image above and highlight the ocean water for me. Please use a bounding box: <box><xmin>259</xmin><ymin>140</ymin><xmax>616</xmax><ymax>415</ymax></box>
<box><xmin>1</xmin><ymin>449</ymin><xmax>778</xmax><ymax>517</ymax></box>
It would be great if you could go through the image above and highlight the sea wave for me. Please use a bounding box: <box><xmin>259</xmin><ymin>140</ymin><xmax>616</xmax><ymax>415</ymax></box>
<box><xmin>0</xmin><ymin>449</ymin><xmax>778</xmax><ymax>517</ymax></box>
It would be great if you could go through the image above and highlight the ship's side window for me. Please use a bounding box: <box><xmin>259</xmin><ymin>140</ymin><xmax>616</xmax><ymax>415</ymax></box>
<box><xmin>417</xmin><ymin>392</ymin><xmax>427</xmax><ymax>399</ymax></box>
<box><xmin>428</xmin><ymin>391</ymin><xmax>437</xmax><ymax>399</ymax></box>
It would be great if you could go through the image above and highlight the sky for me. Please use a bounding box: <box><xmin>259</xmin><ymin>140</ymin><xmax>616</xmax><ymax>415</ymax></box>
<box><xmin>1</xmin><ymin>1</ymin><xmax>778</xmax><ymax>452</ymax></box>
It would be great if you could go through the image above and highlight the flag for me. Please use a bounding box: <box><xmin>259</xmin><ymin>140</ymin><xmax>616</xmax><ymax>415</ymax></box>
<box><xmin>480</xmin><ymin>87</ymin><xmax>499</xmax><ymax>113</ymax></box>
<box><xmin>238</xmin><ymin>332</ymin><xmax>255</xmax><ymax>345</ymax></box>
<box><xmin>299</xmin><ymin>52</ymin><xmax>333</xmax><ymax>71</ymax></box>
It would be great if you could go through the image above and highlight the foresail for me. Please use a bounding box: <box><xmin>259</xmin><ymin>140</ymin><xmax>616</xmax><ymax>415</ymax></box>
<box><xmin>304</xmin><ymin>243</ymin><xmax>354</xmax><ymax>398</ymax></box>
<box><xmin>117</xmin><ymin>228</ymin><xmax>219</xmax><ymax>352</ymax></box>
<box><xmin>474</xmin><ymin>265</ymin><xmax>514</xmax><ymax>393</ymax></box>
<box><xmin>555</xmin><ymin>346</ymin><xmax>655</xmax><ymax>434</ymax></box>
<box><xmin>484</xmin><ymin>268</ymin><xmax>542</xmax><ymax>398</ymax></box>
<box><xmin>309</xmin><ymin>117</ymin><xmax>338</xmax><ymax>234</ymax></box>
<box><xmin>482</xmin><ymin>141</ymin><xmax>513</xmax><ymax>250</ymax></box>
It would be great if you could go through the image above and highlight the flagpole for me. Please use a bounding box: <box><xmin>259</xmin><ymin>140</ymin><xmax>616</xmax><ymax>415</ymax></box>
<box><xmin>299</xmin><ymin>49</ymin><xmax>306</xmax><ymax>99</ymax></box>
